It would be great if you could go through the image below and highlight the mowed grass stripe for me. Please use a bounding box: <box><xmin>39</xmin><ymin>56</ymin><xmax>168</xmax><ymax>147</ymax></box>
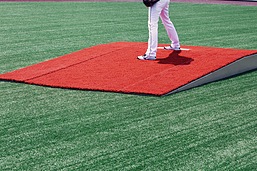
<box><xmin>1</xmin><ymin>2</ymin><xmax>257</xmax><ymax>170</ymax></box>
<box><xmin>0</xmin><ymin>2</ymin><xmax>146</xmax><ymax>72</ymax></box>
<box><xmin>1</xmin><ymin>74</ymin><xmax>256</xmax><ymax>170</ymax></box>
<box><xmin>2</xmin><ymin>75</ymin><xmax>256</xmax><ymax>170</ymax></box>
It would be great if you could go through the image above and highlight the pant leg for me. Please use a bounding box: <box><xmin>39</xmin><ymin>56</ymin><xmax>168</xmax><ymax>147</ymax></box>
<box><xmin>145</xmin><ymin>2</ymin><xmax>163</xmax><ymax>57</ymax></box>
<box><xmin>160</xmin><ymin>0</ymin><xmax>180</xmax><ymax>48</ymax></box>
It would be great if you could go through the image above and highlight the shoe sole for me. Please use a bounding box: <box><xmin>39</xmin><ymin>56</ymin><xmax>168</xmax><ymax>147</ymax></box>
<box><xmin>137</xmin><ymin>56</ymin><xmax>156</xmax><ymax>60</ymax></box>
<box><xmin>164</xmin><ymin>47</ymin><xmax>181</xmax><ymax>51</ymax></box>
<box><xmin>158</xmin><ymin>47</ymin><xmax>190</xmax><ymax>51</ymax></box>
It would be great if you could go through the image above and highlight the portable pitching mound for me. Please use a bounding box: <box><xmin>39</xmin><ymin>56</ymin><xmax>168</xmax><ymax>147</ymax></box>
<box><xmin>0</xmin><ymin>42</ymin><xmax>257</xmax><ymax>96</ymax></box>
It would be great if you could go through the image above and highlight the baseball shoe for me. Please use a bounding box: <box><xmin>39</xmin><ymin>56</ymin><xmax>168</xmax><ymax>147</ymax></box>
<box><xmin>164</xmin><ymin>46</ymin><xmax>181</xmax><ymax>51</ymax></box>
<box><xmin>137</xmin><ymin>54</ymin><xmax>156</xmax><ymax>60</ymax></box>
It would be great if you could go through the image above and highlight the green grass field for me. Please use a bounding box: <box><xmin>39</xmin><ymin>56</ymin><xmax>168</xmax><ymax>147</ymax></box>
<box><xmin>1</xmin><ymin>2</ymin><xmax>257</xmax><ymax>170</ymax></box>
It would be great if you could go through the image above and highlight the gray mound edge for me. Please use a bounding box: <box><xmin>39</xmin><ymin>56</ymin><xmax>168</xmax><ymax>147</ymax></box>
<box><xmin>165</xmin><ymin>53</ymin><xmax>257</xmax><ymax>95</ymax></box>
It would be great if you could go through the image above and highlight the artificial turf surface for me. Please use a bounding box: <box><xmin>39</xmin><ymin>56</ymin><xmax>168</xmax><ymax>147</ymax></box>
<box><xmin>0</xmin><ymin>1</ymin><xmax>257</xmax><ymax>170</ymax></box>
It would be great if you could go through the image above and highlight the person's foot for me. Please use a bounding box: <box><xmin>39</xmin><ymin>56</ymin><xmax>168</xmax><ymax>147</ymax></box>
<box><xmin>137</xmin><ymin>54</ymin><xmax>156</xmax><ymax>60</ymax></box>
<box><xmin>164</xmin><ymin>45</ymin><xmax>181</xmax><ymax>51</ymax></box>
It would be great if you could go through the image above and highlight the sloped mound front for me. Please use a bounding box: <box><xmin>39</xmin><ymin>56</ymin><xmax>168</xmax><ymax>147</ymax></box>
<box><xmin>1</xmin><ymin>42</ymin><xmax>257</xmax><ymax>96</ymax></box>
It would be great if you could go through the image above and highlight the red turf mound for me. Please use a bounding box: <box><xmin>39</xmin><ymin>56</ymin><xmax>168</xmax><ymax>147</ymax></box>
<box><xmin>0</xmin><ymin>42</ymin><xmax>256</xmax><ymax>96</ymax></box>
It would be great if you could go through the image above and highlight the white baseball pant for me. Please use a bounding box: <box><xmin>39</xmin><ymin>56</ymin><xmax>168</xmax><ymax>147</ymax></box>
<box><xmin>145</xmin><ymin>0</ymin><xmax>180</xmax><ymax>57</ymax></box>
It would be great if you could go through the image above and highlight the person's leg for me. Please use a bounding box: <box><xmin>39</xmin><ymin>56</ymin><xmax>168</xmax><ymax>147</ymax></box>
<box><xmin>145</xmin><ymin>2</ymin><xmax>164</xmax><ymax>57</ymax></box>
<box><xmin>160</xmin><ymin>0</ymin><xmax>180</xmax><ymax>49</ymax></box>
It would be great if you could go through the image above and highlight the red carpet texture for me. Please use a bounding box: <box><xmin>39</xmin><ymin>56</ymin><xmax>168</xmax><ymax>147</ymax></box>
<box><xmin>1</xmin><ymin>42</ymin><xmax>256</xmax><ymax>96</ymax></box>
